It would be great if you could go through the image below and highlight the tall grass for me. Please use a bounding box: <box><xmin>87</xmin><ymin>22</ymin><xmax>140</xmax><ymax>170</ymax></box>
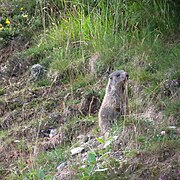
<box><xmin>24</xmin><ymin>0</ymin><xmax>178</xmax><ymax>74</ymax></box>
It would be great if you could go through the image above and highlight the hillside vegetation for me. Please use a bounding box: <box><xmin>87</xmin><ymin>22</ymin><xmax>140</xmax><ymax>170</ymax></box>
<box><xmin>0</xmin><ymin>0</ymin><xmax>180</xmax><ymax>179</ymax></box>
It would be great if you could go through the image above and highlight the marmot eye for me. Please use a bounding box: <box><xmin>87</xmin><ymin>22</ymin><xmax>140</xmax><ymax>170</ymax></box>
<box><xmin>116</xmin><ymin>74</ymin><xmax>120</xmax><ymax>77</ymax></box>
<box><xmin>110</xmin><ymin>77</ymin><xmax>113</xmax><ymax>80</ymax></box>
<box><xmin>126</xmin><ymin>73</ymin><xmax>129</xmax><ymax>79</ymax></box>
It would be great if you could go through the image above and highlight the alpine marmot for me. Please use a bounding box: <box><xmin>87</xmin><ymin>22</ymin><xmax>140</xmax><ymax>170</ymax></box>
<box><xmin>98</xmin><ymin>70</ymin><xmax>129</xmax><ymax>134</ymax></box>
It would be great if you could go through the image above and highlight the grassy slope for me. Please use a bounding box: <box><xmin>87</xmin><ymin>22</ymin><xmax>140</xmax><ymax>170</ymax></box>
<box><xmin>0</xmin><ymin>0</ymin><xmax>180</xmax><ymax>179</ymax></box>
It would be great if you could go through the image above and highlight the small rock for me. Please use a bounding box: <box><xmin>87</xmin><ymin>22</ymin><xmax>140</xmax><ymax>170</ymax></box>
<box><xmin>40</xmin><ymin>128</ymin><xmax>57</xmax><ymax>138</ymax></box>
<box><xmin>57</xmin><ymin>162</ymin><xmax>67</xmax><ymax>172</ymax></box>
<box><xmin>71</xmin><ymin>147</ymin><xmax>85</xmax><ymax>156</ymax></box>
<box><xmin>95</xmin><ymin>168</ymin><xmax>108</xmax><ymax>172</ymax></box>
<box><xmin>49</xmin><ymin>129</ymin><xmax>57</xmax><ymax>138</ymax></box>
<box><xmin>14</xmin><ymin>140</ymin><xmax>20</xmax><ymax>143</ymax></box>
<box><xmin>30</xmin><ymin>64</ymin><xmax>46</xmax><ymax>81</ymax></box>
<box><xmin>167</xmin><ymin>126</ymin><xmax>176</xmax><ymax>129</ymax></box>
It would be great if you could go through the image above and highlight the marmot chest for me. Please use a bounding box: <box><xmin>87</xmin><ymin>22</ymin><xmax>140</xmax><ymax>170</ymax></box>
<box><xmin>106</xmin><ymin>93</ymin><xmax>123</xmax><ymax>109</ymax></box>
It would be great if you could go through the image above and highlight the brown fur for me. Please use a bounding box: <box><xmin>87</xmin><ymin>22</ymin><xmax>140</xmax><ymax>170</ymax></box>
<box><xmin>98</xmin><ymin>70</ymin><xmax>129</xmax><ymax>134</ymax></box>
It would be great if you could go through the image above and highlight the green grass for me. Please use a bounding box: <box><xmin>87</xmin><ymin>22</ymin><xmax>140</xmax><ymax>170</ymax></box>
<box><xmin>8</xmin><ymin>147</ymin><xmax>66</xmax><ymax>179</ymax></box>
<box><xmin>21</xmin><ymin>0</ymin><xmax>179</xmax><ymax>80</ymax></box>
<box><xmin>0</xmin><ymin>130</ymin><xmax>8</xmax><ymax>139</ymax></box>
<box><xmin>1</xmin><ymin>0</ymin><xmax>180</xmax><ymax>179</ymax></box>
<box><xmin>164</xmin><ymin>100</ymin><xmax>180</xmax><ymax>123</ymax></box>
<box><xmin>0</xmin><ymin>88</ymin><xmax>5</xmax><ymax>96</ymax></box>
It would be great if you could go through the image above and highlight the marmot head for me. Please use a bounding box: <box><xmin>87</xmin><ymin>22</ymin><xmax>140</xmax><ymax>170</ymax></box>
<box><xmin>108</xmin><ymin>70</ymin><xmax>128</xmax><ymax>90</ymax></box>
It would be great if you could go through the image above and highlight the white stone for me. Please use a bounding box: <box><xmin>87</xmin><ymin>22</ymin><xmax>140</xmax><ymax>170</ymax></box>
<box><xmin>71</xmin><ymin>147</ymin><xmax>85</xmax><ymax>155</ymax></box>
<box><xmin>57</xmin><ymin>162</ymin><xmax>67</xmax><ymax>172</ymax></box>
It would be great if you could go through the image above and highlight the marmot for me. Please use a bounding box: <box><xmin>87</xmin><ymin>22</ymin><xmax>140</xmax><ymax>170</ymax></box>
<box><xmin>98</xmin><ymin>70</ymin><xmax>129</xmax><ymax>134</ymax></box>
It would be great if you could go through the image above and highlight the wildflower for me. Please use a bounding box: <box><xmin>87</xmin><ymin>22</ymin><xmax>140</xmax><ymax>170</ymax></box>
<box><xmin>0</xmin><ymin>23</ymin><xmax>3</xmax><ymax>30</ymax></box>
<box><xmin>20</xmin><ymin>7</ymin><xmax>23</xmax><ymax>11</ymax></box>
<box><xmin>160</xmin><ymin>131</ymin><xmax>166</xmax><ymax>135</ymax></box>
<box><xmin>22</xmin><ymin>14</ymin><xmax>28</xmax><ymax>18</ymax></box>
<box><xmin>5</xmin><ymin>18</ymin><xmax>10</xmax><ymax>25</ymax></box>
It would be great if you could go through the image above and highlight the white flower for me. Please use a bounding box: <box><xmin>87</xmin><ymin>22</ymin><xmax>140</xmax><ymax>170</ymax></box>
<box><xmin>160</xmin><ymin>131</ymin><xmax>166</xmax><ymax>135</ymax></box>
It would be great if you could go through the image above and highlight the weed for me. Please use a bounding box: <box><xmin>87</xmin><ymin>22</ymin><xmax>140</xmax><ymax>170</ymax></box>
<box><xmin>0</xmin><ymin>130</ymin><xmax>8</xmax><ymax>139</ymax></box>
<box><xmin>0</xmin><ymin>88</ymin><xmax>5</xmax><ymax>96</ymax></box>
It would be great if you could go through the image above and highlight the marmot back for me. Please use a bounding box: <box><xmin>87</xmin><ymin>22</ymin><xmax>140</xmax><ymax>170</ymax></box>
<box><xmin>98</xmin><ymin>70</ymin><xmax>129</xmax><ymax>134</ymax></box>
